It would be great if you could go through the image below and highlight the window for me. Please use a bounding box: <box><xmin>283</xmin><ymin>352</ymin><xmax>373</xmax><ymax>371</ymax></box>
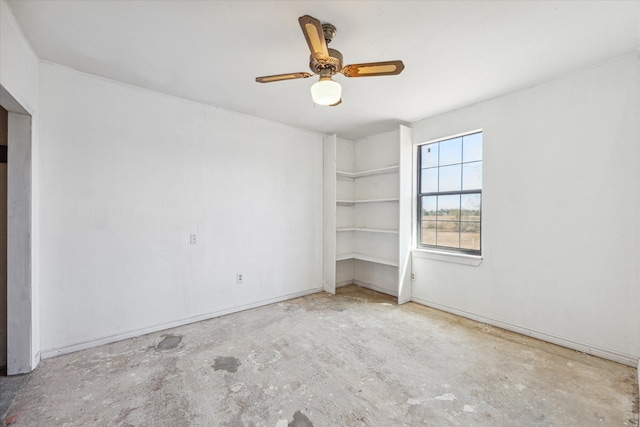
<box><xmin>418</xmin><ymin>131</ymin><xmax>482</xmax><ymax>255</ymax></box>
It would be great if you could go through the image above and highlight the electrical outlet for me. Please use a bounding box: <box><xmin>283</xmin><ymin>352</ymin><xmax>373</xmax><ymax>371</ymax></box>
<box><xmin>236</xmin><ymin>273</ymin><xmax>243</xmax><ymax>284</ymax></box>
<box><xmin>190</xmin><ymin>234</ymin><xmax>198</xmax><ymax>245</ymax></box>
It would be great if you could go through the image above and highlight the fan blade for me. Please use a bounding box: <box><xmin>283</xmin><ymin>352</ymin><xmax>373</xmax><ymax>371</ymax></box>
<box><xmin>330</xmin><ymin>98</ymin><xmax>342</xmax><ymax>107</ymax></box>
<box><xmin>341</xmin><ymin>60</ymin><xmax>405</xmax><ymax>78</ymax></box>
<box><xmin>255</xmin><ymin>72</ymin><xmax>312</xmax><ymax>83</ymax></box>
<box><xmin>298</xmin><ymin>15</ymin><xmax>329</xmax><ymax>61</ymax></box>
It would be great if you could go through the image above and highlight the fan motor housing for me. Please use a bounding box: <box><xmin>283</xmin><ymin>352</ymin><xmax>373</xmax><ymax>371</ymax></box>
<box><xmin>309</xmin><ymin>48</ymin><xmax>343</xmax><ymax>74</ymax></box>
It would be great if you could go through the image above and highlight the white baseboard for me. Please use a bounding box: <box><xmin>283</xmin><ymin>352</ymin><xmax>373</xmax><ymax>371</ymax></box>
<box><xmin>353</xmin><ymin>280</ymin><xmax>398</xmax><ymax>297</ymax></box>
<box><xmin>40</xmin><ymin>287</ymin><xmax>323</xmax><ymax>360</ymax></box>
<box><xmin>411</xmin><ymin>296</ymin><xmax>638</xmax><ymax>367</ymax></box>
<box><xmin>336</xmin><ymin>280</ymin><xmax>353</xmax><ymax>288</ymax></box>
<box><xmin>335</xmin><ymin>280</ymin><xmax>399</xmax><ymax>299</ymax></box>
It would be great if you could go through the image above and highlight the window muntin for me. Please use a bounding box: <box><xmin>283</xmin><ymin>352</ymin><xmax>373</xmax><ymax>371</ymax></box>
<box><xmin>418</xmin><ymin>131</ymin><xmax>482</xmax><ymax>254</ymax></box>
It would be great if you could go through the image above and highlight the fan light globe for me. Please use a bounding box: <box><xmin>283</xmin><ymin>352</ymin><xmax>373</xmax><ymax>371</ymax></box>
<box><xmin>311</xmin><ymin>78</ymin><xmax>341</xmax><ymax>105</ymax></box>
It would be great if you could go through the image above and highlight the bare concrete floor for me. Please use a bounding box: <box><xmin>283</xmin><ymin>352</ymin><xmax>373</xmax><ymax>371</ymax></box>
<box><xmin>6</xmin><ymin>286</ymin><xmax>640</xmax><ymax>426</ymax></box>
<box><xmin>0</xmin><ymin>368</ymin><xmax>30</xmax><ymax>422</ymax></box>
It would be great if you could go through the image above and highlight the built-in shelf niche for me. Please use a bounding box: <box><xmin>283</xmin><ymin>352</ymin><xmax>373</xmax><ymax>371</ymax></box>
<box><xmin>334</xmin><ymin>130</ymin><xmax>400</xmax><ymax>296</ymax></box>
<box><xmin>324</xmin><ymin>126</ymin><xmax>412</xmax><ymax>302</ymax></box>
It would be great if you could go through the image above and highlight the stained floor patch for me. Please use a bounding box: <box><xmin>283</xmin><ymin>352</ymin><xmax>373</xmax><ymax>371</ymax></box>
<box><xmin>288</xmin><ymin>410</ymin><xmax>313</xmax><ymax>427</ymax></box>
<box><xmin>213</xmin><ymin>356</ymin><xmax>241</xmax><ymax>373</ymax></box>
<box><xmin>156</xmin><ymin>334</ymin><xmax>182</xmax><ymax>350</ymax></box>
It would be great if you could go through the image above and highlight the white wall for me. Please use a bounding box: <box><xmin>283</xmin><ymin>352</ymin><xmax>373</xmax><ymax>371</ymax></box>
<box><xmin>323</xmin><ymin>134</ymin><xmax>337</xmax><ymax>294</ymax></box>
<box><xmin>411</xmin><ymin>54</ymin><xmax>640</xmax><ymax>365</ymax></box>
<box><xmin>0</xmin><ymin>0</ymin><xmax>38</xmax><ymax>114</ymax></box>
<box><xmin>353</xmin><ymin>130</ymin><xmax>399</xmax><ymax>172</ymax></box>
<box><xmin>38</xmin><ymin>63</ymin><xmax>324</xmax><ymax>356</ymax></box>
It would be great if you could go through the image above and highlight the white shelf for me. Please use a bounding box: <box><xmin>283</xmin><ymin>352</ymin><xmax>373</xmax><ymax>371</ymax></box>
<box><xmin>354</xmin><ymin>198</ymin><xmax>399</xmax><ymax>204</ymax></box>
<box><xmin>336</xmin><ymin>198</ymin><xmax>399</xmax><ymax>205</ymax></box>
<box><xmin>335</xmin><ymin>252</ymin><xmax>399</xmax><ymax>267</ymax></box>
<box><xmin>336</xmin><ymin>252</ymin><xmax>355</xmax><ymax>261</ymax></box>
<box><xmin>336</xmin><ymin>165</ymin><xmax>399</xmax><ymax>179</ymax></box>
<box><xmin>337</xmin><ymin>227</ymin><xmax>398</xmax><ymax>234</ymax></box>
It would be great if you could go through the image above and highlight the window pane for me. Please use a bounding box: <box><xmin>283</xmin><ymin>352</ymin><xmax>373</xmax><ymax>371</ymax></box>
<box><xmin>439</xmin><ymin>137</ymin><xmax>462</xmax><ymax>166</ymax></box>
<box><xmin>462</xmin><ymin>161</ymin><xmax>482</xmax><ymax>190</ymax></box>
<box><xmin>436</xmin><ymin>221</ymin><xmax>459</xmax><ymax>248</ymax></box>
<box><xmin>439</xmin><ymin>165</ymin><xmax>461</xmax><ymax>192</ymax></box>
<box><xmin>460</xmin><ymin>221</ymin><xmax>480</xmax><ymax>250</ymax></box>
<box><xmin>461</xmin><ymin>194</ymin><xmax>481</xmax><ymax>221</ymax></box>
<box><xmin>420</xmin><ymin>168</ymin><xmax>438</xmax><ymax>193</ymax></box>
<box><xmin>421</xmin><ymin>196</ymin><xmax>437</xmax><ymax>220</ymax></box>
<box><xmin>463</xmin><ymin>132</ymin><xmax>482</xmax><ymax>163</ymax></box>
<box><xmin>437</xmin><ymin>194</ymin><xmax>460</xmax><ymax>219</ymax></box>
<box><xmin>421</xmin><ymin>143</ymin><xmax>439</xmax><ymax>168</ymax></box>
<box><xmin>421</xmin><ymin>220</ymin><xmax>436</xmax><ymax>245</ymax></box>
<box><xmin>417</xmin><ymin>131</ymin><xmax>482</xmax><ymax>254</ymax></box>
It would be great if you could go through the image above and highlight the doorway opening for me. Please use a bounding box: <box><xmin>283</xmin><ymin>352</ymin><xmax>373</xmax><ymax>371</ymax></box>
<box><xmin>0</xmin><ymin>83</ymin><xmax>35</xmax><ymax>375</ymax></box>
<box><xmin>0</xmin><ymin>105</ymin><xmax>7</xmax><ymax>371</ymax></box>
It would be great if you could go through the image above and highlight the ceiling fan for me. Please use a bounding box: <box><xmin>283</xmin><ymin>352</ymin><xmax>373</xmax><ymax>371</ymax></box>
<box><xmin>255</xmin><ymin>15</ymin><xmax>405</xmax><ymax>106</ymax></box>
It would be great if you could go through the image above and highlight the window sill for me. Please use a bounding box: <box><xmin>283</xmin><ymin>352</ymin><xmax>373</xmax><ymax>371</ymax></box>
<box><xmin>412</xmin><ymin>248</ymin><xmax>483</xmax><ymax>266</ymax></box>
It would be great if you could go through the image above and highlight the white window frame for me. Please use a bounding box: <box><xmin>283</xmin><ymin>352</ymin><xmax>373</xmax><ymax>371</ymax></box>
<box><xmin>416</xmin><ymin>130</ymin><xmax>483</xmax><ymax>260</ymax></box>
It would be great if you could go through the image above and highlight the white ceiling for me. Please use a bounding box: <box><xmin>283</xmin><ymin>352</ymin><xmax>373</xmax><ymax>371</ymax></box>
<box><xmin>6</xmin><ymin>0</ymin><xmax>639</xmax><ymax>139</ymax></box>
